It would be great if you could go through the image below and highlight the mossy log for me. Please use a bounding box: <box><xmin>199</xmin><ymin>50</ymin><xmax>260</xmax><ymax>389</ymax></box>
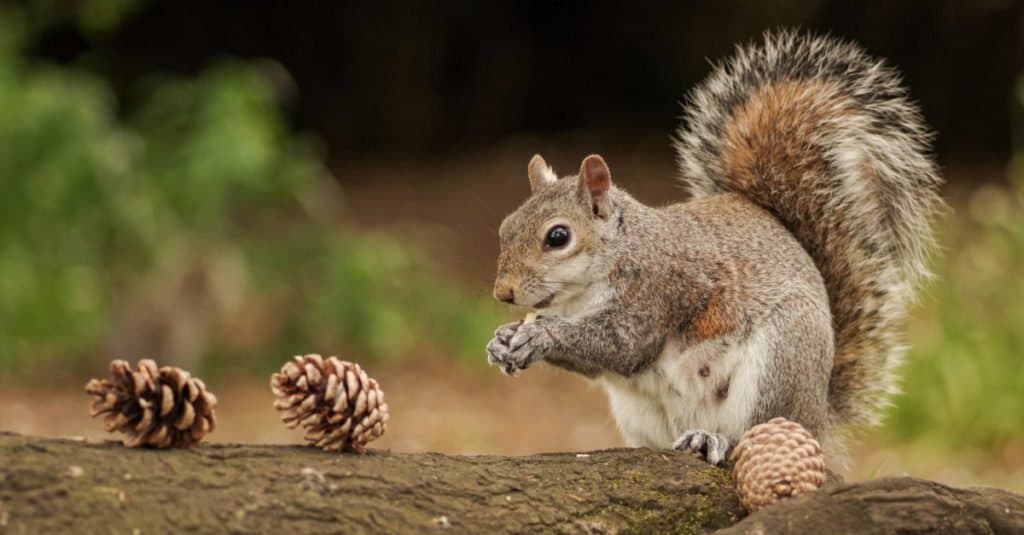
<box><xmin>1</xmin><ymin>432</ymin><xmax>1022</xmax><ymax>534</ymax></box>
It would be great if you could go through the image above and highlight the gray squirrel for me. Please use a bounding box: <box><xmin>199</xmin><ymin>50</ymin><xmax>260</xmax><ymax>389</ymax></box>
<box><xmin>485</xmin><ymin>30</ymin><xmax>944</xmax><ymax>465</ymax></box>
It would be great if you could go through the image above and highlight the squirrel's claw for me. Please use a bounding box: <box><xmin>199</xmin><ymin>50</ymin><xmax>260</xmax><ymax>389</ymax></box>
<box><xmin>494</xmin><ymin>322</ymin><xmax>521</xmax><ymax>345</ymax></box>
<box><xmin>486</xmin><ymin>337</ymin><xmax>509</xmax><ymax>367</ymax></box>
<box><xmin>673</xmin><ymin>429</ymin><xmax>730</xmax><ymax>465</ymax></box>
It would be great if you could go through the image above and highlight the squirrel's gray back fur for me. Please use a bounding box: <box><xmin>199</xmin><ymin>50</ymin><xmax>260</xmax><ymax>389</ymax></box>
<box><xmin>673</xmin><ymin>30</ymin><xmax>944</xmax><ymax>429</ymax></box>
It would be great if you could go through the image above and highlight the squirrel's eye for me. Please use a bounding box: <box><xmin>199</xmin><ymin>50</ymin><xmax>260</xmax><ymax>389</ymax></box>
<box><xmin>544</xmin><ymin>225</ymin><xmax>570</xmax><ymax>249</ymax></box>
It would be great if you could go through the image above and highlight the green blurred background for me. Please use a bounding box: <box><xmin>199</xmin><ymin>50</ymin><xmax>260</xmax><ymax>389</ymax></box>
<box><xmin>0</xmin><ymin>0</ymin><xmax>1022</xmax><ymax>491</ymax></box>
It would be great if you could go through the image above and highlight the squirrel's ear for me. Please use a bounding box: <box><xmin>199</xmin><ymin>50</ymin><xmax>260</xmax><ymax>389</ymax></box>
<box><xmin>527</xmin><ymin>154</ymin><xmax>558</xmax><ymax>193</ymax></box>
<box><xmin>578</xmin><ymin>154</ymin><xmax>612</xmax><ymax>218</ymax></box>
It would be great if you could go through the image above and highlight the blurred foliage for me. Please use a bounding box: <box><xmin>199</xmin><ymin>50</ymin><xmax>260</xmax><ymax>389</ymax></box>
<box><xmin>885</xmin><ymin>75</ymin><xmax>1024</xmax><ymax>451</ymax></box>
<box><xmin>0</xmin><ymin>11</ymin><xmax>502</xmax><ymax>375</ymax></box>
<box><xmin>22</xmin><ymin>0</ymin><xmax>145</xmax><ymax>38</ymax></box>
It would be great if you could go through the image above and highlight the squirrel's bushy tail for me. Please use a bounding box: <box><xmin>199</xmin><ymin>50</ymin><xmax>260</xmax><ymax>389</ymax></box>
<box><xmin>673</xmin><ymin>30</ymin><xmax>943</xmax><ymax>429</ymax></box>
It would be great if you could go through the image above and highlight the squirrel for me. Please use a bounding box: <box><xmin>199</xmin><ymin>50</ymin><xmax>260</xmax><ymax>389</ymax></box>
<box><xmin>485</xmin><ymin>30</ymin><xmax>944</xmax><ymax>465</ymax></box>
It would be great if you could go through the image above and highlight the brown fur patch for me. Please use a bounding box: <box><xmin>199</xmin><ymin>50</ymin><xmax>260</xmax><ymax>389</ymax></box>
<box><xmin>688</xmin><ymin>286</ymin><xmax>735</xmax><ymax>341</ymax></box>
<box><xmin>720</xmin><ymin>79</ymin><xmax>849</xmax><ymax>193</ymax></box>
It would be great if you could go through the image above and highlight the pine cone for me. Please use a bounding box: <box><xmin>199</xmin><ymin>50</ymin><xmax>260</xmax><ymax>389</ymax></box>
<box><xmin>85</xmin><ymin>359</ymin><xmax>218</xmax><ymax>448</ymax></box>
<box><xmin>730</xmin><ymin>417</ymin><xmax>827</xmax><ymax>512</ymax></box>
<box><xmin>270</xmin><ymin>354</ymin><xmax>389</xmax><ymax>453</ymax></box>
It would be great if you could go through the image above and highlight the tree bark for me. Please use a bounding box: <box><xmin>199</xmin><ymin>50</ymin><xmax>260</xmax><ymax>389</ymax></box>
<box><xmin>719</xmin><ymin>476</ymin><xmax>1024</xmax><ymax>534</ymax></box>
<box><xmin>1</xmin><ymin>432</ymin><xmax>1022</xmax><ymax>534</ymax></box>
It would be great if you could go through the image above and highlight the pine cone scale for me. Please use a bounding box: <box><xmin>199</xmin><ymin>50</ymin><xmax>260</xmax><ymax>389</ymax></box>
<box><xmin>324</xmin><ymin>374</ymin><xmax>339</xmax><ymax>401</ymax></box>
<box><xmin>135</xmin><ymin>404</ymin><xmax>155</xmax><ymax>432</ymax></box>
<box><xmin>174</xmin><ymin>400</ymin><xmax>195</xmax><ymax>430</ymax></box>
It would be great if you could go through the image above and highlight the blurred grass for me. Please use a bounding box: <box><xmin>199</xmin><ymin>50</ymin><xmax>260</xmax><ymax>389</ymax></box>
<box><xmin>886</xmin><ymin>183</ymin><xmax>1024</xmax><ymax>450</ymax></box>
<box><xmin>882</xmin><ymin>76</ymin><xmax>1024</xmax><ymax>452</ymax></box>
<box><xmin>0</xmin><ymin>11</ymin><xmax>502</xmax><ymax>377</ymax></box>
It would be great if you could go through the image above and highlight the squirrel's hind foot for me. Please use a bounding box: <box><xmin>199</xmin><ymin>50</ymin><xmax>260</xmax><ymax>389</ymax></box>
<box><xmin>673</xmin><ymin>429</ymin><xmax>730</xmax><ymax>465</ymax></box>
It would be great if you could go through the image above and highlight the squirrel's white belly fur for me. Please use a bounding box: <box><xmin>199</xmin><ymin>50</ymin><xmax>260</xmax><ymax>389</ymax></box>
<box><xmin>597</xmin><ymin>327</ymin><xmax>768</xmax><ymax>448</ymax></box>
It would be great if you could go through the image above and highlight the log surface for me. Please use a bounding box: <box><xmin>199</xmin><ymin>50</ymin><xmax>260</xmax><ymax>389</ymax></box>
<box><xmin>1</xmin><ymin>432</ymin><xmax>1022</xmax><ymax>534</ymax></box>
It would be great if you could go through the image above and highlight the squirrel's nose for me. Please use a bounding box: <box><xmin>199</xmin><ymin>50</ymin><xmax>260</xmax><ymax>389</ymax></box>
<box><xmin>493</xmin><ymin>284</ymin><xmax>515</xmax><ymax>304</ymax></box>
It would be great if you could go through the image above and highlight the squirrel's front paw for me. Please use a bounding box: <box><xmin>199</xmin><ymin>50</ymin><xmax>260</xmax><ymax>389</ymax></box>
<box><xmin>486</xmin><ymin>319</ymin><xmax>556</xmax><ymax>376</ymax></box>
<box><xmin>504</xmin><ymin>319</ymin><xmax>556</xmax><ymax>372</ymax></box>
<box><xmin>486</xmin><ymin>321</ymin><xmax>524</xmax><ymax>376</ymax></box>
<box><xmin>673</xmin><ymin>429</ymin><xmax>731</xmax><ymax>465</ymax></box>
